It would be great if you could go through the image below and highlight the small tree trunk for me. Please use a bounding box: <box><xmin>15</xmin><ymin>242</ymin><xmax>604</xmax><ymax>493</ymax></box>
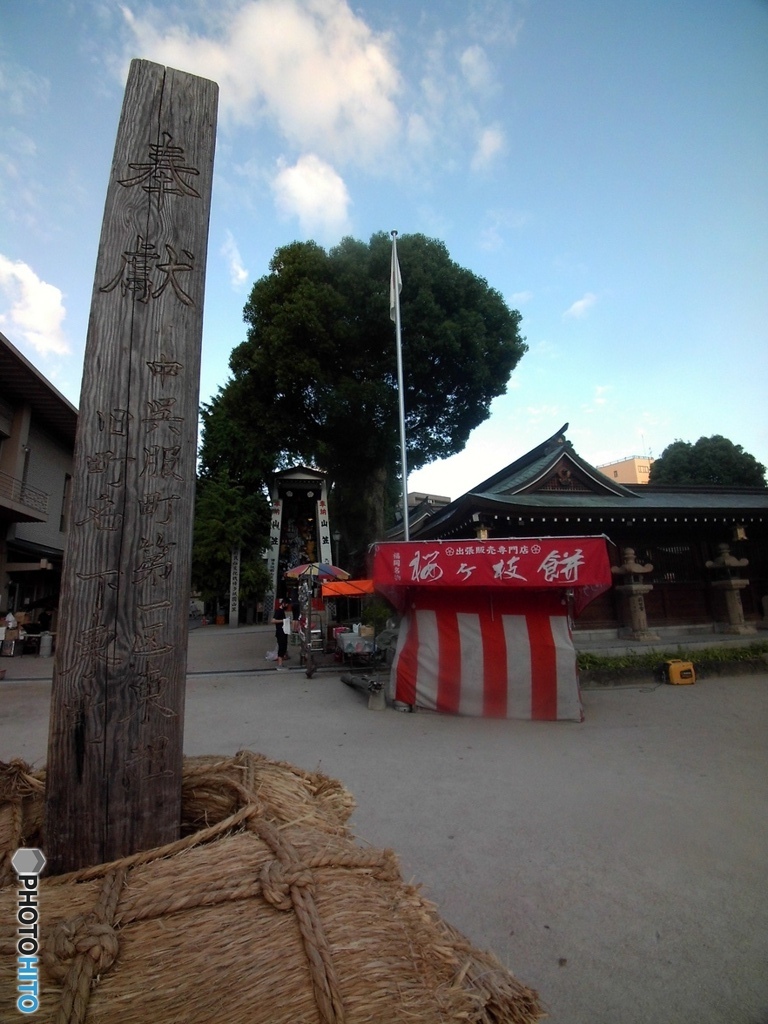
<box><xmin>363</xmin><ymin>464</ymin><xmax>388</xmax><ymax>543</ymax></box>
<box><xmin>332</xmin><ymin>465</ymin><xmax>389</xmax><ymax>574</ymax></box>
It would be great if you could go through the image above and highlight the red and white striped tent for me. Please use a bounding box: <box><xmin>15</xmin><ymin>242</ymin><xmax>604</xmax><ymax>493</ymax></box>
<box><xmin>373</xmin><ymin>537</ymin><xmax>612</xmax><ymax>721</ymax></box>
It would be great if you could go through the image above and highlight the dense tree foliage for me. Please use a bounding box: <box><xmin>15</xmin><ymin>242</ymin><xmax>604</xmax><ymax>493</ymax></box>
<box><xmin>191</xmin><ymin>470</ymin><xmax>271</xmax><ymax>611</ymax></box>
<box><xmin>649</xmin><ymin>435</ymin><xmax>766</xmax><ymax>487</ymax></box>
<box><xmin>199</xmin><ymin>232</ymin><xmax>527</xmax><ymax>566</ymax></box>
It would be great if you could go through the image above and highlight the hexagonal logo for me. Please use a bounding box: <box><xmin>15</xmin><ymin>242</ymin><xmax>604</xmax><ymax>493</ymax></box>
<box><xmin>11</xmin><ymin>848</ymin><xmax>46</xmax><ymax>876</ymax></box>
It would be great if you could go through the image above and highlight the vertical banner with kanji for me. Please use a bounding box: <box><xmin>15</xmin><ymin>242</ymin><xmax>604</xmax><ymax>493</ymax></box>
<box><xmin>317</xmin><ymin>498</ymin><xmax>332</xmax><ymax>565</ymax></box>
<box><xmin>229</xmin><ymin>547</ymin><xmax>241</xmax><ymax>627</ymax></box>
<box><xmin>263</xmin><ymin>498</ymin><xmax>283</xmax><ymax>618</ymax></box>
<box><xmin>45</xmin><ymin>60</ymin><xmax>218</xmax><ymax>873</ymax></box>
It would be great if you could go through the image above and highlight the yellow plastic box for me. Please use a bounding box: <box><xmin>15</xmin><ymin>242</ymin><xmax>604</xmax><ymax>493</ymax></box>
<box><xmin>664</xmin><ymin>659</ymin><xmax>695</xmax><ymax>684</ymax></box>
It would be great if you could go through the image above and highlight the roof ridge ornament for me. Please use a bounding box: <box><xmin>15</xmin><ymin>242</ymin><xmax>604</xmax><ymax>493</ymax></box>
<box><xmin>545</xmin><ymin>422</ymin><xmax>569</xmax><ymax>452</ymax></box>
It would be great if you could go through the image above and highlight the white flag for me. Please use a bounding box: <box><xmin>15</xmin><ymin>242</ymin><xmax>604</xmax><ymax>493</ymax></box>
<box><xmin>390</xmin><ymin>234</ymin><xmax>402</xmax><ymax>322</ymax></box>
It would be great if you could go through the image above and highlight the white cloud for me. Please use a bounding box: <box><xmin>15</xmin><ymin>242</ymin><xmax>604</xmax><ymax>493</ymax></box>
<box><xmin>581</xmin><ymin>384</ymin><xmax>612</xmax><ymax>415</ymax></box>
<box><xmin>459</xmin><ymin>45</ymin><xmax>494</xmax><ymax>93</ymax></box>
<box><xmin>0</xmin><ymin>121</ymin><xmax>42</xmax><ymax>229</ymax></box>
<box><xmin>406</xmin><ymin>112</ymin><xmax>433</xmax><ymax>153</ymax></box>
<box><xmin>0</xmin><ymin>61</ymin><xmax>49</xmax><ymax>117</ymax></box>
<box><xmin>479</xmin><ymin>208</ymin><xmax>528</xmax><ymax>250</ymax></box>
<box><xmin>471</xmin><ymin>125</ymin><xmax>504</xmax><ymax>171</ymax></box>
<box><xmin>6</xmin><ymin>127</ymin><xmax>37</xmax><ymax>161</ymax></box>
<box><xmin>119</xmin><ymin>0</ymin><xmax>401</xmax><ymax>167</ymax></box>
<box><xmin>467</xmin><ymin>1</ymin><xmax>526</xmax><ymax>48</ymax></box>
<box><xmin>563</xmin><ymin>292</ymin><xmax>597</xmax><ymax>319</ymax></box>
<box><xmin>116</xmin><ymin>1</ymin><xmax>524</xmax><ymax>192</ymax></box>
<box><xmin>530</xmin><ymin>339</ymin><xmax>559</xmax><ymax>363</ymax></box>
<box><xmin>478</xmin><ymin>224</ymin><xmax>503</xmax><ymax>251</ymax></box>
<box><xmin>221</xmin><ymin>230</ymin><xmax>249</xmax><ymax>289</ymax></box>
<box><xmin>0</xmin><ymin>255</ymin><xmax>70</xmax><ymax>356</ymax></box>
<box><xmin>419</xmin><ymin>30</ymin><xmax>451</xmax><ymax>112</ymax></box>
<box><xmin>271</xmin><ymin>154</ymin><xmax>351</xmax><ymax>238</ymax></box>
<box><xmin>526</xmin><ymin>404</ymin><xmax>562</xmax><ymax>422</ymax></box>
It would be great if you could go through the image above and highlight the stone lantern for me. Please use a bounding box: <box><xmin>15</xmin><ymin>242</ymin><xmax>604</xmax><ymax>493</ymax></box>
<box><xmin>472</xmin><ymin>512</ymin><xmax>492</xmax><ymax>540</ymax></box>
<box><xmin>705</xmin><ymin>543</ymin><xmax>755</xmax><ymax>635</ymax></box>
<box><xmin>611</xmin><ymin>547</ymin><xmax>659</xmax><ymax>641</ymax></box>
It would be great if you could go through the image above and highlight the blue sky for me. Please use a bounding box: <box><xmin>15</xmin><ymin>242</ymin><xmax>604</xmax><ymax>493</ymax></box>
<box><xmin>1</xmin><ymin>0</ymin><xmax>767</xmax><ymax>499</ymax></box>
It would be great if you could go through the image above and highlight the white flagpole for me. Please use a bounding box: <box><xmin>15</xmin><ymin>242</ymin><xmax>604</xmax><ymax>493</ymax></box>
<box><xmin>390</xmin><ymin>230</ymin><xmax>409</xmax><ymax>541</ymax></box>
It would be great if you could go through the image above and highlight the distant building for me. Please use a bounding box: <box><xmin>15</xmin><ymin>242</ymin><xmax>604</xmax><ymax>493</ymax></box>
<box><xmin>0</xmin><ymin>331</ymin><xmax>77</xmax><ymax>623</ymax></box>
<box><xmin>597</xmin><ymin>455</ymin><xmax>654</xmax><ymax>484</ymax></box>
<box><xmin>408</xmin><ymin>491</ymin><xmax>452</xmax><ymax>509</ymax></box>
<box><xmin>403</xmin><ymin>491</ymin><xmax>452</xmax><ymax>537</ymax></box>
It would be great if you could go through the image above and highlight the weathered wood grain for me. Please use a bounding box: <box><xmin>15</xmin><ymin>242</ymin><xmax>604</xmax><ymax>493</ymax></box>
<box><xmin>45</xmin><ymin>59</ymin><xmax>218</xmax><ymax>873</ymax></box>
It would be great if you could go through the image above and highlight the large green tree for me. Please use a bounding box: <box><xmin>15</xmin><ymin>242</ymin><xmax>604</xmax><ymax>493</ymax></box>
<box><xmin>649</xmin><ymin>435</ymin><xmax>766</xmax><ymax>487</ymax></box>
<box><xmin>191</xmin><ymin>470</ymin><xmax>271</xmax><ymax>611</ymax></box>
<box><xmin>201</xmin><ymin>232</ymin><xmax>527</xmax><ymax>566</ymax></box>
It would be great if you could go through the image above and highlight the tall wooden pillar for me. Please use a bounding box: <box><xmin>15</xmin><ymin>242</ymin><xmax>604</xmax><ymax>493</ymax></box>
<box><xmin>45</xmin><ymin>60</ymin><xmax>218</xmax><ymax>874</ymax></box>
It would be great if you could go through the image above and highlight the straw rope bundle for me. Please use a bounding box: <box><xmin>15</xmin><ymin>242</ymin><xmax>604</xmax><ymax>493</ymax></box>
<box><xmin>0</xmin><ymin>753</ymin><xmax>543</xmax><ymax>1024</ymax></box>
<box><xmin>0</xmin><ymin>752</ymin><xmax>355</xmax><ymax>886</ymax></box>
<box><xmin>0</xmin><ymin>759</ymin><xmax>46</xmax><ymax>886</ymax></box>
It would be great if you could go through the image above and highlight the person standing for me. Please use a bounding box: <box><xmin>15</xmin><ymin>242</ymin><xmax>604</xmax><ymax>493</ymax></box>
<box><xmin>271</xmin><ymin>600</ymin><xmax>289</xmax><ymax>670</ymax></box>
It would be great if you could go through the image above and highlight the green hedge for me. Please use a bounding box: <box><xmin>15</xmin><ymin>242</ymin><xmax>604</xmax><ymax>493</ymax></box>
<box><xmin>576</xmin><ymin>641</ymin><xmax>768</xmax><ymax>673</ymax></box>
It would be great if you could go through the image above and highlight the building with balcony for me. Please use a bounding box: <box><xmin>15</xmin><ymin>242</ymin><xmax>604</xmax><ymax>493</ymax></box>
<box><xmin>596</xmin><ymin>455</ymin><xmax>654</xmax><ymax>484</ymax></box>
<box><xmin>0</xmin><ymin>330</ymin><xmax>77</xmax><ymax>623</ymax></box>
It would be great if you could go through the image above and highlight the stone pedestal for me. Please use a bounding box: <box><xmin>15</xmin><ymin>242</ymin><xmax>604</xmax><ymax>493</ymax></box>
<box><xmin>706</xmin><ymin>543</ymin><xmax>756</xmax><ymax>635</ymax></box>
<box><xmin>614</xmin><ymin>583</ymin><xmax>660</xmax><ymax>641</ymax></box>
<box><xmin>612</xmin><ymin>547</ymin><xmax>659</xmax><ymax>642</ymax></box>
<box><xmin>710</xmin><ymin>578</ymin><xmax>756</xmax><ymax>635</ymax></box>
<box><xmin>368</xmin><ymin>686</ymin><xmax>387</xmax><ymax>711</ymax></box>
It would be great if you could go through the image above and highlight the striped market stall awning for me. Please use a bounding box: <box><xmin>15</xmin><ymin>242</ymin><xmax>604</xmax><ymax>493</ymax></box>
<box><xmin>373</xmin><ymin>538</ymin><xmax>612</xmax><ymax>721</ymax></box>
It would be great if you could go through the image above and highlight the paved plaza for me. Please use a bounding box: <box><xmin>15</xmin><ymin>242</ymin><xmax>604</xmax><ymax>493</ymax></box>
<box><xmin>1</xmin><ymin>624</ymin><xmax>767</xmax><ymax>1024</ymax></box>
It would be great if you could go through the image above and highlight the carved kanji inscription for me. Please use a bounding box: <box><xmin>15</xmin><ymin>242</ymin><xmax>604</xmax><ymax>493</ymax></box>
<box><xmin>45</xmin><ymin>59</ymin><xmax>218</xmax><ymax>873</ymax></box>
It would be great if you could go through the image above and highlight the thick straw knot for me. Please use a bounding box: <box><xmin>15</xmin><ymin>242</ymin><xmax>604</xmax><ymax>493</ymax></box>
<box><xmin>44</xmin><ymin>913</ymin><xmax>120</xmax><ymax>982</ymax></box>
<box><xmin>0</xmin><ymin>758</ymin><xmax>40</xmax><ymax>800</ymax></box>
<box><xmin>260</xmin><ymin>858</ymin><xmax>315</xmax><ymax>911</ymax></box>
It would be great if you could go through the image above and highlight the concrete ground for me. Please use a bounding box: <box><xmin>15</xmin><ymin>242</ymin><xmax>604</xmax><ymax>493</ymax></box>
<box><xmin>1</xmin><ymin>624</ymin><xmax>767</xmax><ymax>1024</ymax></box>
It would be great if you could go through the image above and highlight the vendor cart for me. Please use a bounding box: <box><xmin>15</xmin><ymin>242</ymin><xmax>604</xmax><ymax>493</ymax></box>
<box><xmin>373</xmin><ymin>537</ymin><xmax>612</xmax><ymax>721</ymax></box>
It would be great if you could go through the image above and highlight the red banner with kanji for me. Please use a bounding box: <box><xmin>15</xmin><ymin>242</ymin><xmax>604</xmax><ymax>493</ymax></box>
<box><xmin>373</xmin><ymin>537</ymin><xmax>612</xmax><ymax>593</ymax></box>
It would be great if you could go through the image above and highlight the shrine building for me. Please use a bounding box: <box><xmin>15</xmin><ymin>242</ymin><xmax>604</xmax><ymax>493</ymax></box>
<box><xmin>398</xmin><ymin>424</ymin><xmax>768</xmax><ymax>634</ymax></box>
